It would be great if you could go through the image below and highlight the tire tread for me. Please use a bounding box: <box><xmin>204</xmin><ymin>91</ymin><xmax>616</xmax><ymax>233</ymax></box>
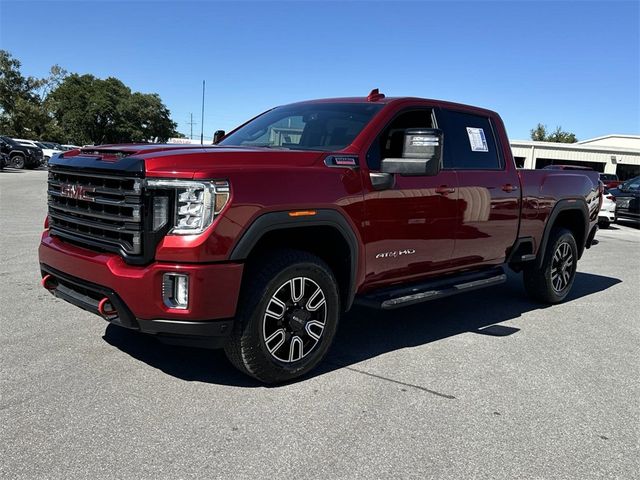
<box><xmin>524</xmin><ymin>228</ymin><xmax>577</xmax><ymax>304</ymax></box>
<box><xmin>224</xmin><ymin>249</ymin><xmax>338</xmax><ymax>383</ymax></box>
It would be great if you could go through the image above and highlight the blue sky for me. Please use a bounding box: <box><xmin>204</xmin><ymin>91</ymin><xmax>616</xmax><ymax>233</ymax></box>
<box><xmin>1</xmin><ymin>0</ymin><xmax>638</xmax><ymax>141</ymax></box>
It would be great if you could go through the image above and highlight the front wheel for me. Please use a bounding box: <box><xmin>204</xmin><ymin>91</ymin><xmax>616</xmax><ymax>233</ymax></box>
<box><xmin>11</xmin><ymin>154</ymin><xmax>25</xmax><ymax>169</ymax></box>
<box><xmin>224</xmin><ymin>249</ymin><xmax>340</xmax><ymax>384</ymax></box>
<box><xmin>524</xmin><ymin>228</ymin><xmax>578</xmax><ymax>304</ymax></box>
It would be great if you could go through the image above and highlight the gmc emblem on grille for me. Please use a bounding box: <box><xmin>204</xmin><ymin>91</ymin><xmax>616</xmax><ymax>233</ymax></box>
<box><xmin>60</xmin><ymin>184</ymin><xmax>95</xmax><ymax>202</ymax></box>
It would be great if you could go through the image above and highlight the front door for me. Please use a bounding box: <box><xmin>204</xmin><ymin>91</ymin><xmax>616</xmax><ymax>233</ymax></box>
<box><xmin>362</xmin><ymin>108</ymin><xmax>460</xmax><ymax>289</ymax></box>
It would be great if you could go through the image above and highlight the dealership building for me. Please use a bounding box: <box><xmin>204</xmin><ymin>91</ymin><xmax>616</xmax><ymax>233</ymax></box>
<box><xmin>510</xmin><ymin>134</ymin><xmax>640</xmax><ymax>180</ymax></box>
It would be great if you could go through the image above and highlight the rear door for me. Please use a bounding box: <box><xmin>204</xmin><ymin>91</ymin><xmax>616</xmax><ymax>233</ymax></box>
<box><xmin>436</xmin><ymin>108</ymin><xmax>520</xmax><ymax>266</ymax></box>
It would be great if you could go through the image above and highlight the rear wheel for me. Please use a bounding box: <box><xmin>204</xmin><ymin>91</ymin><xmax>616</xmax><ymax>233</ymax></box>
<box><xmin>524</xmin><ymin>228</ymin><xmax>578</xmax><ymax>304</ymax></box>
<box><xmin>224</xmin><ymin>249</ymin><xmax>340</xmax><ymax>384</ymax></box>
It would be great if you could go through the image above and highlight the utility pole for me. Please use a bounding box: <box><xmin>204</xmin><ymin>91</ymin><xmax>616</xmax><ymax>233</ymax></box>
<box><xmin>200</xmin><ymin>80</ymin><xmax>205</xmax><ymax>145</ymax></box>
<box><xmin>186</xmin><ymin>113</ymin><xmax>197</xmax><ymax>140</ymax></box>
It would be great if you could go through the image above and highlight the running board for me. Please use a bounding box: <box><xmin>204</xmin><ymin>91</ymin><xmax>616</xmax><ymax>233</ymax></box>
<box><xmin>355</xmin><ymin>267</ymin><xmax>507</xmax><ymax>310</ymax></box>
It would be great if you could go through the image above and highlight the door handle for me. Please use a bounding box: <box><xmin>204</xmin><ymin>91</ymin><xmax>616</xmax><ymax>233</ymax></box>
<box><xmin>435</xmin><ymin>185</ymin><xmax>455</xmax><ymax>195</ymax></box>
<box><xmin>502</xmin><ymin>184</ymin><xmax>519</xmax><ymax>193</ymax></box>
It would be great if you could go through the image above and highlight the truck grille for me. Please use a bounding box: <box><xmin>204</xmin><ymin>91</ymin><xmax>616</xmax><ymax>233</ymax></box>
<box><xmin>47</xmin><ymin>167</ymin><xmax>144</xmax><ymax>256</ymax></box>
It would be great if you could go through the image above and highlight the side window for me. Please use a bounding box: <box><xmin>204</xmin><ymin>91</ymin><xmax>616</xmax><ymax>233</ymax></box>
<box><xmin>437</xmin><ymin>109</ymin><xmax>502</xmax><ymax>170</ymax></box>
<box><xmin>366</xmin><ymin>109</ymin><xmax>434</xmax><ymax>170</ymax></box>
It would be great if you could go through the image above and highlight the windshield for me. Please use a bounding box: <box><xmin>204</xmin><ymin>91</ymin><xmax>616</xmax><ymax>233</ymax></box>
<box><xmin>219</xmin><ymin>103</ymin><xmax>384</xmax><ymax>151</ymax></box>
<box><xmin>620</xmin><ymin>176</ymin><xmax>640</xmax><ymax>192</ymax></box>
<box><xmin>1</xmin><ymin>136</ymin><xmax>19</xmax><ymax>147</ymax></box>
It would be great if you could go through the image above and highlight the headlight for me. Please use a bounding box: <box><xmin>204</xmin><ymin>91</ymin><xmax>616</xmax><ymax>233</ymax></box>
<box><xmin>146</xmin><ymin>179</ymin><xmax>230</xmax><ymax>235</ymax></box>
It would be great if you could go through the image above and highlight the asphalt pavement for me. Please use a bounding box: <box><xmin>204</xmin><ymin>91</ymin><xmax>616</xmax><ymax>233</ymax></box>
<box><xmin>1</xmin><ymin>169</ymin><xmax>639</xmax><ymax>479</ymax></box>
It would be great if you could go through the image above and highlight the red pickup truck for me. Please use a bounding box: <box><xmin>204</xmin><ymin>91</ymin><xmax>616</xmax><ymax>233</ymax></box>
<box><xmin>39</xmin><ymin>90</ymin><xmax>602</xmax><ymax>383</ymax></box>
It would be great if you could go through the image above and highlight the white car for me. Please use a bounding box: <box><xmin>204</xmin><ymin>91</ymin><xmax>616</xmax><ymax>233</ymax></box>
<box><xmin>598</xmin><ymin>189</ymin><xmax>616</xmax><ymax>228</ymax></box>
<box><xmin>14</xmin><ymin>139</ymin><xmax>62</xmax><ymax>163</ymax></box>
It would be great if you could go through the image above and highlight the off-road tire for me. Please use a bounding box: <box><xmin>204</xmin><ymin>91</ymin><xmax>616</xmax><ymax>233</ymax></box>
<box><xmin>524</xmin><ymin>228</ymin><xmax>578</xmax><ymax>304</ymax></box>
<box><xmin>224</xmin><ymin>249</ymin><xmax>340</xmax><ymax>384</ymax></box>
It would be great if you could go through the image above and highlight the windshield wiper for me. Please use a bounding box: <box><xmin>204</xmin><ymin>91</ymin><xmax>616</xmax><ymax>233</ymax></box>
<box><xmin>260</xmin><ymin>145</ymin><xmax>291</xmax><ymax>150</ymax></box>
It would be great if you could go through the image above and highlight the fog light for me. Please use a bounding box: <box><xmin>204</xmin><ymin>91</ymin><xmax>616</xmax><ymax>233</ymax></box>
<box><xmin>162</xmin><ymin>273</ymin><xmax>189</xmax><ymax>309</ymax></box>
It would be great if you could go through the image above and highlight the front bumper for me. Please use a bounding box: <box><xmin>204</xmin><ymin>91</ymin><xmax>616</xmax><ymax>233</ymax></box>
<box><xmin>28</xmin><ymin>153</ymin><xmax>42</xmax><ymax>167</ymax></box>
<box><xmin>39</xmin><ymin>232</ymin><xmax>244</xmax><ymax>347</ymax></box>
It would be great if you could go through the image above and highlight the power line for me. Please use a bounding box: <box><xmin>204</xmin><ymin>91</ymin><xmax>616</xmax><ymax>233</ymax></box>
<box><xmin>186</xmin><ymin>113</ymin><xmax>197</xmax><ymax>140</ymax></box>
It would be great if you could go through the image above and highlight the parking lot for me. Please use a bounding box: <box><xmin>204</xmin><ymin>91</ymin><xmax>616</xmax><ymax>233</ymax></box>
<box><xmin>1</xmin><ymin>169</ymin><xmax>639</xmax><ymax>479</ymax></box>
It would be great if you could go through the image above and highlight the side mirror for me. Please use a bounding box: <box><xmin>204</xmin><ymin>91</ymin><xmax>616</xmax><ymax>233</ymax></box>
<box><xmin>380</xmin><ymin>128</ymin><xmax>442</xmax><ymax>176</ymax></box>
<box><xmin>213</xmin><ymin>130</ymin><xmax>226</xmax><ymax>144</ymax></box>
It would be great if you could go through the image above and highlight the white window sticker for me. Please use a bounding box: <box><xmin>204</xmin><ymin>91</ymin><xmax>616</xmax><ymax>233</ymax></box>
<box><xmin>466</xmin><ymin>127</ymin><xmax>488</xmax><ymax>152</ymax></box>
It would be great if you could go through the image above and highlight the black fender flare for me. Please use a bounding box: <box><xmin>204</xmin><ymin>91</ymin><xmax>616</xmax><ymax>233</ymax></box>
<box><xmin>9</xmin><ymin>149</ymin><xmax>26</xmax><ymax>158</ymax></box>
<box><xmin>229</xmin><ymin>209</ymin><xmax>360</xmax><ymax>310</ymax></box>
<box><xmin>536</xmin><ymin>199</ymin><xmax>589</xmax><ymax>268</ymax></box>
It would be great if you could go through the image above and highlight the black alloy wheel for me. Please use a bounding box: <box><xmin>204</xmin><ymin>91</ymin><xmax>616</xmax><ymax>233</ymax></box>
<box><xmin>225</xmin><ymin>249</ymin><xmax>340</xmax><ymax>384</ymax></box>
<box><xmin>524</xmin><ymin>228</ymin><xmax>578</xmax><ymax>304</ymax></box>
<box><xmin>12</xmin><ymin>154</ymin><xmax>25</xmax><ymax>169</ymax></box>
<box><xmin>262</xmin><ymin>276</ymin><xmax>327</xmax><ymax>363</ymax></box>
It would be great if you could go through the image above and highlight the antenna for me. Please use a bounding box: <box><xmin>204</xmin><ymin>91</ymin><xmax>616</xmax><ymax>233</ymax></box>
<box><xmin>200</xmin><ymin>80</ymin><xmax>205</xmax><ymax>145</ymax></box>
<box><xmin>186</xmin><ymin>113</ymin><xmax>197</xmax><ymax>140</ymax></box>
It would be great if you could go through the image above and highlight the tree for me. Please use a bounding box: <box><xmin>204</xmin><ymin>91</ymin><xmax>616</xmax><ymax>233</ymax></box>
<box><xmin>545</xmin><ymin>126</ymin><xmax>578</xmax><ymax>143</ymax></box>
<box><xmin>530</xmin><ymin>123</ymin><xmax>547</xmax><ymax>141</ymax></box>
<box><xmin>0</xmin><ymin>50</ymin><xmax>45</xmax><ymax>136</ymax></box>
<box><xmin>37</xmin><ymin>65</ymin><xmax>68</xmax><ymax>101</ymax></box>
<box><xmin>1</xmin><ymin>50</ymin><xmax>180</xmax><ymax>144</ymax></box>
<box><xmin>530</xmin><ymin>123</ymin><xmax>578</xmax><ymax>143</ymax></box>
<box><xmin>121</xmin><ymin>92</ymin><xmax>179</xmax><ymax>142</ymax></box>
<box><xmin>48</xmin><ymin>74</ymin><xmax>179</xmax><ymax>144</ymax></box>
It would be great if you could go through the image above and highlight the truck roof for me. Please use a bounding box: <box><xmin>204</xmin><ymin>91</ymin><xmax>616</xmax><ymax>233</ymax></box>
<box><xmin>289</xmin><ymin>90</ymin><xmax>498</xmax><ymax>118</ymax></box>
<box><xmin>66</xmin><ymin>90</ymin><xmax>500</xmax><ymax>157</ymax></box>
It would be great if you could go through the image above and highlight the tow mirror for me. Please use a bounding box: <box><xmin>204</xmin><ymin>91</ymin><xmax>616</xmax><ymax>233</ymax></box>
<box><xmin>213</xmin><ymin>130</ymin><xmax>226</xmax><ymax>144</ymax></box>
<box><xmin>380</xmin><ymin>128</ymin><xmax>443</xmax><ymax>176</ymax></box>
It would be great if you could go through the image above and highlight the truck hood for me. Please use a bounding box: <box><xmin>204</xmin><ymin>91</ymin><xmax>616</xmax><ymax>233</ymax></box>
<box><xmin>53</xmin><ymin>144</ymin><xmax>327</xmax><ymax>179</ymax></box>
<box><xmin>139</xmin><ymin>146</ymin><xmax>326</xmax><ymax>179</ymax></box>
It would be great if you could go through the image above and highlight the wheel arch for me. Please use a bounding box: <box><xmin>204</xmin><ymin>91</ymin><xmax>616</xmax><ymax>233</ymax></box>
<box><xmin>229</xmin><ymin>210</ymin><xmax>360</xmax><ymax>311</ymax></box>
<box><xmin>536</xmin><ymin>199</ymin><xmax>589</xmax><ymax>268</ymax></box>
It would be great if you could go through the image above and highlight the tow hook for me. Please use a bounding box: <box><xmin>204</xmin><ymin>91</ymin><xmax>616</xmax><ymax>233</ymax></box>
<box><xmin>98</xmin><ymin>297</ymin><xmax>118</xmax><ymax>319</ymax></box>
<box><xmin>41</xmin><ymin>274</ymin><xmax>58</xmax><ymax>291</ymax></box>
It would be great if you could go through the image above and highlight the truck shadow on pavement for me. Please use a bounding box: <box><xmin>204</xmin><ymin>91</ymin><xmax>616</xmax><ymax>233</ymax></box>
<box><xmin>103</xmin><ymin>271</ymin><xmax>620</xmax><ymax>387</ymax></box>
